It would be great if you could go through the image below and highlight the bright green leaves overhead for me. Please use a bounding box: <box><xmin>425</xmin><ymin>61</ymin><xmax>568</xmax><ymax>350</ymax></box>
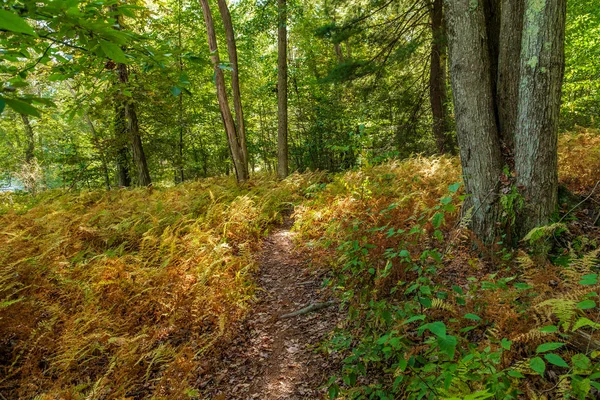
<box><xmin>2</xmin><ymin>98</ymin><xmax>40</xmax><ymax>117</ymax></box>
<box><xmin>0</xmin><ymin>9</ymin><xmax>36</xmax><ymax>36</ymax></box>
<box><xmin>99</xmin><ymin>40</ymin><xmax>129</xmax><ymax>63</ymax></box>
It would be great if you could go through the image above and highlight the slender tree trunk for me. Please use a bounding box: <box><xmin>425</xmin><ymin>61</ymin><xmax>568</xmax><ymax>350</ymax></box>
<box><xmin>177</xmin><ymin>0</ymin><xmax>185</xmax><ymax>184</ymax></box>
<box><xmin>515</xmin><ymin>0</ymin><xmax>566</xmax><ymax>235</ymax></box>
<box><xmin>20</xmin><ymin>114</ymin><xmax>35</xmax><ymax>164</ymax></box>
<box><xmin>497</xmin><ymin>0</ymin><xmax>524</xmax><ymax>149</ymax></box>
<box><xmin>114</xmin><ymin>102</ymin><xmax>131</xmax><ymax>187</ymax></box>
<box><xmin>216</xmin><ymin>0</ymin><xmax>249</xmax><ymax>168</ymax></box>
<box><xmin>199</xmin><ymin>0</ymin><xmax>248</xmax><ymax>183</ymax></box>
<box><xmin>446</xmin><ymin>0</ymin><xmax>504</xmax><ymax>243</ymax></box>
<box><xmin>429</xmin><ymin>0</ymin><xmax>454</xmax><ymax>154</ymax></box>
<box><xmin>67</xmin><ymin>84</ymin><xmax>111</xmax><ymax>190</ymax></box>
<box><xmin>83</xmin><ymin>114</ymin><xmax>111</xmax><ymax>190</ymax></box>
<box><xmin>117</xmin><ymin>63</ymin><xmax>151</xmax><ymax>186</ymax></box>
<box><xmin>277</xmin><ymin>0</ymin><xmax>289</xmax><ymax>179</ymax></box>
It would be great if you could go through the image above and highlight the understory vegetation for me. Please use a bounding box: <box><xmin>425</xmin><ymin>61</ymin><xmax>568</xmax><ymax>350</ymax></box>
<box><xmin>293</xmin><ymin>130</ymin><xmax>600</xmax><ymax>399</ymax></box>
<box><xmin>0</xmin><ymin>173</ymin><xmax>322</xmax><ymax>398</ymax></box>
<box><xmin>0</xmin><ymin>130</ymin><xmax>599</xmax><ymax>399</ymax></box>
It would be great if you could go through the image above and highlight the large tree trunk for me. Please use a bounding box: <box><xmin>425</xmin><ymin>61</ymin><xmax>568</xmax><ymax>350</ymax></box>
<box><xmin>446</xmin><ymin>0</ymin><xmax>504</xmax><ymax>243</ymax></box>
<box><xmin>199</xmin><ymin>0</ymin><xmax>248</xmax><ymax>183</ymax></box>
<box><xmin>429</xmin><ymin>0</ymin><xmax>454</xmax><ymax>154</ymax></box>
<box><xmin>277</xmin><ymin>0</ymin><xmax>289</xmax><ymax>179</ymax></box>
<box><xmin>497</xmin><ymin>0</ymin><xmax>524</xmax><ymax>149</ymax></box>
<box><xmin>514</xmin><ymin>0</ymin><xmax>566</xmax><ymax>235</ymax></box>
<box><xmin>117</xmin><ymin>63</ymin><xmax>152</xmax><ymax>186</ymax></box>
<box><xmin>216</xmin><ymin>0</ymin><xmax>249</xmax><ymax>168</ymax></box>
<box><xmin>20</xmin><ymin>114</ymin><xmax>35</xmax><ymax>164</ymax></box>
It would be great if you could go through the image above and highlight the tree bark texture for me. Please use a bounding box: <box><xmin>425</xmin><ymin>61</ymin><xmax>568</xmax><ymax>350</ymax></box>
<box><xmin>429</xmin><ymin>0</ymin><xmax>454</xmax><ymax>154</ymax></box>
<box><xmin>515</xmin><ymin>0</ymin><xmax>566</xmax><ymax>235</ymax></box>
<box><xmin>497</xmin><ymin>0</ymin><xmax>524</xmax><ymax>148</ymax></box>
<box><xmin>199</xmin><ymin>0</ymin><xmax>249</xmax><ymax>183</ymax></box>
<box><xmin>114</xmin><ymin>102</ymin><xmax>131</xmax><ymax>188</ymax></box>
<box><xmin>117</xmin><ymin>63</ymin><xmax>152</xmax><ymax>186</ymax></box>
<box><xmin>277</xmin><ymin>0</ymin><xmax>289</xmax><ymax>179</ymax></box>
<box><xmin>446</xmin><ymin>0</ymin><xmax>504</xmax><ymax>243</ymax></box>
<box><xmin>216</xmin><ymin>0</ymin><xmax>249</xmax><ymax>168</ymax></box>
<box><xmin>445</xmin><ymin>0</ymin><xmax>567</xmax><ymax>243</ymax></box>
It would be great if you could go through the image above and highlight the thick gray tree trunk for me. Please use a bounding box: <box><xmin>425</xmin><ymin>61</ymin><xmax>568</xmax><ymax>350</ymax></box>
<box><xmin>446</xmin><ymin>0</ymin><xmax>504</xmax><ymax>243</ymax></box>
<box><xmin>199</xmin><ymin>0</ymin><xmax>249</xmax><ymax>183</ymax></box>
<box><xmin>515</xmin><ymin>0</ymin><xmax>566</xmax><ymax>235</ymax></box>
<box><xmin>497</xmin><ymin>0</ymin><xmax>524</xmax><ymax>148</ymax></box>
<box><xmin>277</xmin><ymin>0</ymin><xmax>289</xmax><ymax>179</ymax></box>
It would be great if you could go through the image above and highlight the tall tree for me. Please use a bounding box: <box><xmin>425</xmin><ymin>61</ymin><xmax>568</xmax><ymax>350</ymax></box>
<box><xmin>429</xmin><ymin>0</ymin><xmax>454</xmax><ymax>154</ymax></box>
<box><xmin>446</xmin><ymin>0</ymin><xmax>567</xmax><ymax>243</ymax></box>
<box><xmin>515</xmin><ymin>0</ymin><xmax>567</xmax><ymax>235</ymax></box>
<box><xmin>216</xmin><ymin>0</ymin><xmax>249</xmax><ymax>168</ymax></box>
<box><xmin>199</xmin><ymin>0</ymin><xmax>249</xmax><ymax>183</ymax></box>
<box><xmin>112</xmin><ymin>5</ymin><xmax>152</xmax><ymax>186</ymax></box>
<box><xmin>114</xmin><ymin>100</ymin><xmax>132</xmax><ymax>187</ymax></box>
<box><xmin>277</xmin><ymin>0</ymin><xmax>289</xmax><ymax>179</ymax></box>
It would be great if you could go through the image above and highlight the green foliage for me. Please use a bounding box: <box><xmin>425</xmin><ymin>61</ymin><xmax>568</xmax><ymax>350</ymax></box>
<box><xmin>294</xmin><ymin>156</ymin><xmax>600</xmax><ymax>399</ymax></box>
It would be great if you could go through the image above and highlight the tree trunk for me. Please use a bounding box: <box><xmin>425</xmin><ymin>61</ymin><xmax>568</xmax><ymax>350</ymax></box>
<box><xmin>429</xmin><ymin>0</ymin><xmax>454</xmax><ymax>154</ymax></box>
<box><xmin>20</xmin><ymin>114</ymin><xmax>35</xmax><ymax>164</ymax></box>
<box><xmin>446</xmin><ymin>0</ymin><xmax>504</xmax><ymax>243</ymax></box>
<box><xmin>216</xmin><ymin>0</ymin><xmax>248</xmax><ymax>168</ymax></box>
<box><xmin>277</xmin><ymin>0</ymin><xmax>289</xmax><ymax>179</ymax></box>
<box><xmin>199</xmin><ymin>0</ymin><xmax>249</xmax><ymax>183</ymax></box>
<box><xmin>497</xmin><ymin>0</ymin><xmax>524</xmax><ymax>148</ymax></box>
<box><xmin>114</xmin><ymin>102</ymin><xmax>131</xmax><ymax>188</ymax></box>
<box><xmin>515</xmin><ymin>0</ymin><xmax>566</xmax><ymax>235</ymax></box>
<box><xmin>83</xmin><ymin>113</ymin><xmax>111</xmax><ymax>190</ymax></box>
<box><xmin>177</xmin><ymin>0</ymin><xmax>185</xmax><ymax>184</ymax></box>
<box><xmin>117</xmin><ymin>63</ymin><xmax>152</xmax><ymax>186</ymax></box>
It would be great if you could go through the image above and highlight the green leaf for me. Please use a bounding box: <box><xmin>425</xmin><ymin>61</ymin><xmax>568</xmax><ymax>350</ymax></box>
<box><xmin>577</xmin><ymin>300</ymin><xmax>596</xmax><ymax>310</ymax></box>
<box><xmin>171</xmin><ymin>86</ymin><xmax>182</xmax><ymax>96</ymax></box>
<box><xmin>501</xmin><ymin>338</ymin><xmax>512</xmax><ymax>350</ymax></box>
<box><xmin>4</xmin><ymin>98</ymin><xmax>40</xmax><ymax>116</ymax></box>
<box><xmin>0</xmin><ymin>98</ymin><xmax>5</xmax><ymax>114</ymax></box>
<box><xmin>530</xmin><ymin>357</ymin><xmax>545</xmax><ymax>376</ymax></box>
<box><xmin>419</xmin><ymin>321</ymin><xmax>446</xmax><ymax>337</ymax></box>
<box><xmin>536</xmin><ymin>342</ymin><xmax>564</xmax><ymax>353</ymax></box>
<box><xmin>539</xmin><ymin>325</ymin><xmax>558</xmax><ymax>333</ymax></box>
<box><xmin>100</xmin><ymin>41</ymin><xmax>128</xmax><ymax>63</ymax></box>
<box><xmin>572</xmin><ymin>354</ymin><xmax>592</xmax><ymax>371</ymax></box>
<box><xmin>572</xmin><ymin>317</ymin><xmax>600</xmax><ymax>331</ymax></box>
<box><xmin>579</xmin><ymin>274</ymin><xmax>598</xmax><ymax>285</ymax></box>
<box><xmin>437</xmin><ymin>334</ymin><xmax>457</xmax><ymax>359</ymax></box>
<box><xmin>508</xmin><ymin>369</ymin><xmax>525</xmax><ymax>378</ymax></box>
<box><xmin>544</xmin><ymin>353</ymin><xmax>569</xmax><ymax>368</ymax></box>
<box><xmin>432</xmin><ymin>212</ymin><xmax>444</xmax><ymax>228</ymax></box>
<box><xmin>0</xmin><ymin>10</ymin><xmax>36</xmax><ymax>36</ymax></box>
<box><xmin>448</xmin><ymin>182</ymin><xmax>462</xmax><ymax>193</ymax></box>
<box><xmin>464</xmin><ymin>313</ymin><xmax>481</xmax><ymax>321</ymax></box>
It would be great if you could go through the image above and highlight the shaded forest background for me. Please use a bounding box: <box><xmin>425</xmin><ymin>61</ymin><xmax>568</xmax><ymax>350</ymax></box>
<box><xmin>0</xmin><ymin>0</ymin><xmax>597</xmax><ymax>190</ymax></box>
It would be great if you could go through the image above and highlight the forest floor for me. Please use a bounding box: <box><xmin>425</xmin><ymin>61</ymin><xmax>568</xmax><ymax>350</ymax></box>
<box><xmin>200</xmin><ymin>212</ymin><xmax>343</xmax><ymax>399</ymax></box>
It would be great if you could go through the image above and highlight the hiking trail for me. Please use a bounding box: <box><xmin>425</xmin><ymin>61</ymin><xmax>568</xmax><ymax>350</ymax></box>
<box><xmin>201</xmin><ymin>214</ymin><xmax>342</xmax><ymax>399</ymax></box>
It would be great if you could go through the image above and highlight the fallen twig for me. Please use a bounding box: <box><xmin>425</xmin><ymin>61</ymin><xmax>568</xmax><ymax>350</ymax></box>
<box><xmin>279</xmin><ymin>301</ymin><xmax>336</xmax><ymax>319</ymax></box>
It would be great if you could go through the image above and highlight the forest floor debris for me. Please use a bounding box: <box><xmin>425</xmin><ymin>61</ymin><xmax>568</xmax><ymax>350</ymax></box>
<box><xmin>201</xmin><ymin>213</ymin><xmax>343</xmax><ymax>399</ymax></box>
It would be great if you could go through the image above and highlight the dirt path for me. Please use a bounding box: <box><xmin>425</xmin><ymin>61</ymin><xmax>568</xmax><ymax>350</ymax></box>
<box><xmin>201</xmin><ymin>216</ymin><xmax>342</xmax><ymax>399</ymax></box>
